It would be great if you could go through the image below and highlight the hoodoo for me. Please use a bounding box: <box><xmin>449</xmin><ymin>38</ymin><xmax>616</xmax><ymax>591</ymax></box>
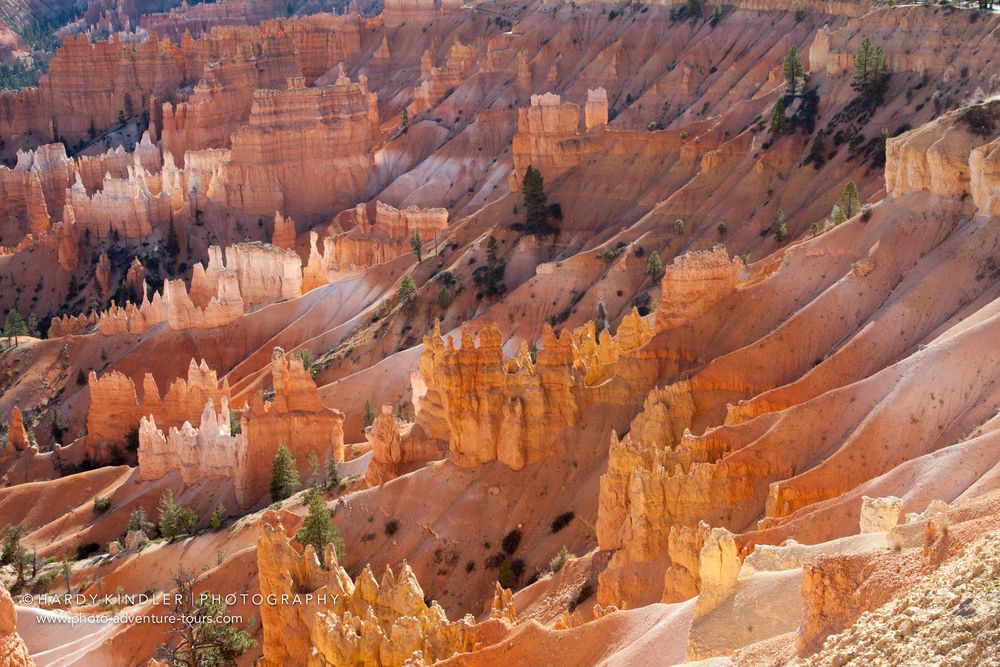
<box><xmin>1</xmin><ymin>1</ymin><xmax>999</xmax><ymax>665</ymax></box>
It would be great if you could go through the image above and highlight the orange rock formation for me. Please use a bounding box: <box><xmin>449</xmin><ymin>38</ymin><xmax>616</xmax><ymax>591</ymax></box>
<box><xmin>257</xmin><ymin>510</ymin><xmax>490</xmax><ymax>666</ymax></box>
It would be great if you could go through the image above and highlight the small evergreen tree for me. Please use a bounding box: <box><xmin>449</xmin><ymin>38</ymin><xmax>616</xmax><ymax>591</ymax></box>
<box><xmin>3</xmin><ymin>309</ymin><xmax>28</xmax><ymax>347</ymax></box>
<box><xmin>296</xmin><ymin>488</ymin><xmax>343</xmax><ymax>566</ymax></box>
<box><xmin>522</xmin><ymin>165</ymin><xmax>550</xmax><ymax>235</ymax></box>
<box><xmin>769</xmin><ymin>98</ymin><xmax>787</xmax><ymax>136</ymax></box>
<box><xmin>645</xmin><ymin>251</ymin><xmax>663</xmax><ymax>279</ymax></box>
<box><xmin>127</xmin><ymin>506</ymin><xmax>153</xmax><ymax>536</ymax></box>
<box><xmin>158</xmin><ymin>489</ymin><xmax>197</xmax><ymax>540</ymax></box>
<box><xmin>1</xmin><ymin>524</ymin><xmax>24</xmax><ymax>565</ymax></box>
<box><xmin>399</xmin><ymin>106</ymin><xmax>409</xmax><ymax>130</ymax></box>
<box><xmin>410</xmin><ymin>230</ymin><xmax>423</xmax><ymax>262</ymax></box>
<box><xmin>674</xmin><ymin>218</ymin><xmax>686</xmax><ymax>234</ymax></box>
<box><xmin>166</xmin><ymin>216</ymin><xmax>180</xmax><ymax>261</ymax></box>
<box><xmin>325</xmin><ymin>456</ymin><xmax>341</xmax><ymax>490</ymax></box>
<box><xmin>717</xmin><ymin>221</ymin><xmax>728</xmax><ymax>236</ymax></box>
<box><xmin>851</xmin><ymin>37</ymin><xmax>888</xmax><ymax>101</ymax></box>
<box><xmin>808</xmin><ymin>134</ymin><xmax>826</xmax><ymax>167</ymax></box>
<box><xmin>782</xmin><ymin>46</ymin><xmax>804</xmax><ymax>95</ymax></box>
<box><xmin>270</xmin><ymin>445</ymin><xmax>300</xmax><ymax>502</ymax></box>
<box><xmin>771</xmin><ymin>210</ymin><xmax>789</xmax><ymax>242</ymax></box>
<box><xmin>832</xmin><ymin>181</ymin><xmax>861</xmax><ymax>225</ymax></box>
<box><xmin>437</xmin><ymin>286</ymin><xmax>453</xmax><ymax>310</ymax></box>
<box><xmin>397</xmin><ymin>275</ymin><xmax>418</xmax><ymax>304</ymax></box>
<box><xmin>209</xmin><ymin>503</ymin><xmax>226</xmax><ymax>532</ymax></box>
<box><xmin>487</xmin><ymin>235</ymin><xmax>499</xmax><ymax>264</ymax></box>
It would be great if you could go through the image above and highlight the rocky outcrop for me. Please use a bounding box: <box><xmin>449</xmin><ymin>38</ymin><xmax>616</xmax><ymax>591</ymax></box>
<box><xmin>7</xmin><ymin>406</ymin><xmax>30</xmax><ymax>451</ymax></box>
<box><xmin>160</xmin><ymin>40</ymin><xmax>302</xmax><ymax>162</ymax></box>
<box><xmin>138</xmin><ymin>397</ymin><xmax>247</xmax><ymax>498</ymax></box>
<box><xmin>512</xmin><ymin>93</ymin><xmax>589</xmax><ymax>189</ymax></box>
<box><xmin>692</xmin><ymin>527</ymin><xmax>740</xmax><ymax>619</ymax></box>
<box><xmin>220</xmin><ymin>242</ymin><xmax>302</xmax><ymax>308</ymax></box>
<box><xmin>412</xmin><ymin>313</ymin><xmax>655</xmax><ymax>471</ymax></box>
<box><xmin>48</xmin><ymin>310</ymin><xmax>98</xmax><ymax>338</ymax></box>
<box><xmin>257</xmin><ymin>511</ymin><xmax>483</xmax><ymax>667</ymax></box>
<box><xmin>322</xmin><ymin>201</ymin><xmax>449</xmax><ymax>271</ymax></box>
<box><xmin>0</xmin><ymin>163</ymin><xmax>51</xmax><ymax>246</ymax></box>
<box><xmin>85</xmin><ymin>358</ymin><xmax>230</xmax><ymax>463</ymax></box>
<box><xmin>410</xmin><ymin>42</ymin><xmax>477</xmax><ymax>115</ymax></box>
<box><xmin>136</xmin><ymin>351</ymin><xmax>341</xmax><ymax>507</ymax></box>
<box><xmin>859</xmin><ymin>495</ymin><xmax>901</xmax><ymax>534</ymax></box>
<box><xmin>418</xmin><ymin>323</ymin><xmax>580</xmax><ymax>470</ymax></box>
<box><xmin>584</xmin><ymin>87</ymin><xmax>609</xmax><ymax>132</ymax></box>
<box><xmin>0</xmin><ymin>587</ymin><xmax>33</xmax><ymax>667</ymax></box>
<box><xmin>140</xmin><ymin>0</ymin><xmax>292</xmax><ymax>41</ymax></box>
<box><xmin>655</xmin><ymin>246</ymin><xmax>743</xmax><ymax>331</ymax></box>
<box><xmin>124</xmin><ymin>257</ymin><xmax>146</xmax><ymax>298</ymax></box>
<box><xmin>383</xmin><ymin>0</ymin><xmax>463</xmax><ymax>27</ymax></box>
<box><xmin>240</xmin><ymin>350</ymin><xmax>345</xmax><ymax>503</ymax></box>
<box><xmin>67</xmin><ymin>166</ymin><xmax>172</xmax><ymax>241</ymax></box>
<box><xmin>365</xmin><ymin>405</ymin><xmax>404</xmax><ymax>487</ymax></box>
<box><xmin>95</xmin><ymin>252</ymin><xmax>112</xmax><ymax>298</ymax></box>
<box><xmin>210</xmin><ymin>74</ymin><xmax>378</xmax><ymax>218</ymax></box>
<box><xmin>271</xmin><ymin>212</ymin><xmax>296</xmax><ymax>249</ymax></box>
<box><xmin>802</xmin><ymin>528</ymin><xmax>1000</xmax><ymax>666</ymax></box>
<box><xmin>887</xmin><ymin>99</ymin><xmax>999</xmax><ymax>217</ymax></box>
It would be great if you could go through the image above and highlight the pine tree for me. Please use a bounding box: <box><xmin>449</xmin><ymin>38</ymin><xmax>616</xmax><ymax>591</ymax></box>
<box><xmin>397</xmin><ymin>275</ymin><xmax>417</xmax><ymax>304</ymax></box>
<box><xmin>487</xmin><ymin>235</ymin><xmax>499</xmax><ymax>265</ymax></box>
<box><xmin>782</xmin><ymin>46</ymin><xmax>804</xmax><ymax>95</ymax></box>
<box><xmin>269</xmin><ymin>445</ymin><xmax>300</xmax><ymax>502</ymax></box>
<box><xmin>437</xmin><ymin>286</ymin><xmax>453</xmax><ymax>310</ymax></box>
<box><xmin>771</xmin><ymin>210</ymin><xmax>789</xmax><ymax>242</ymax></box>
<box><xmin>832</xmin><ymin>181</ymin><xmax>861</xmax><ymax>225</ymax></box>
<box><xmin>1</xmin><ymin>524</ymin><xmax>24</xmax><ymax>565</ymax></box>
<box><xmin>400</xmin><ymin>106</ymin><xmax>409</xmax><ymax>130</ymax></box>
<box><xmin>158</xmin><ymin>489</ymin><xmax>197</xmax><ymax>540</ymax></box>
<box><xmin>522</xmin><ymin>165</ymin><xmax>550</xmax><ymax>235</ymax></box>
<box><xmin>296</xmin><ymin>488</ymin><xmax>343</xmax><ymax>566</ymax></box>
<box><xmin>3</xmin><ymin>309</ymin><xmax>28</xmax><ymax>347</ymax></box>
<box><xmin>808</xmin><ymin>133</ymin><xmax>826</xmax><ymax>167</ymax></box>
<box><xmin>162</xmin><ymin>570</ymin><xmax>256</xmax><ymax>666</ymax></box>
<box><xmin>851</xmin><ymin>37</ymin><xmax>888</xmax><ymax>101</ymax></box>
<box><xmin>166</xmin><ymin>216</ymin><xmax>180</xmax><ymax>261</ymax></box>
<box><xmin>127</xmin><ymin>506</ymin><xmax>153</xmax><ymax>536</ymax></box>
<box><xmin>157</xmin><ymin>489</ymin><xmax>179</xmax><ymax>539</ymax></box>
<box><xmin>769</xmin><ymin>98</ymin><xmax>787</xmax><ymax>136</ymax></box>
<box><xmin>645</xmin><ymin>251</ymin><xmax>663</xmax><ymax>279</ymax></box>
<box><xmin>410</xmin><ymin>230</ymin><xmax>423</xmax><ymax>262</ymax></box>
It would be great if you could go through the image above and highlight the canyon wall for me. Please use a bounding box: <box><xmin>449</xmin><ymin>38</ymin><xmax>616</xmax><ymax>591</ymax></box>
<box><xmin>85</xmin><ymin>358</ymin><xmax>230</xmax><ymax>463</ymax></box>
<box><xmin>209</xmin><ymin>73</ymin><xmax>378</xmax><ymax>218</ymax></box>
<box><xmin>0</xmin><ymin>11</ymin><xmax>365</xmax><ymax>148</ymax></box>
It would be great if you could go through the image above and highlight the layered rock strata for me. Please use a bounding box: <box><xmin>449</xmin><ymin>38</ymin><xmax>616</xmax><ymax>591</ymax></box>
<box><xmin>256</xmin><ymin>510</ymin><xmax>488</xmax><ymax>666</ymax></box>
